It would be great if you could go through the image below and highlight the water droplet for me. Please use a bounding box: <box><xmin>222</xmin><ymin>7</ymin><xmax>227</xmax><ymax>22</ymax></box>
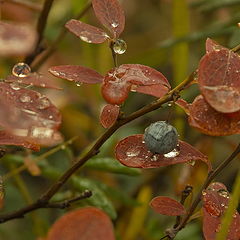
<box><xmin>163</xmin><ymin>148</ymin><xmax>180</xmax><ymax>158</ymax></box>
<box><xmin>12</xmin><ymin>62</ymin><xmax>31</xmax><ymax>77</ymax></box>
<box><xmin>113</xmin><ymin>39</ymin><xmax>127</xmax><ymax>54</ymax></box>
<box><xmin>20</xmin><ymin>94</ymin><xmax>31</xmax><ymax>103</ymax></box>
<box><xmin>151</xmin><ymin>155</ymin><xmax>158</xmax><ymax>161</ymax></box>
<box><xmin>217</xmin><ymin>189</ymin><xmax>229</xmax><ymax>198</ymax></box>
<box><xmin>168</xmin><ymin>103</ymin><xmax>172</xmax><ymax>107</ymax></box>
<box><xmin>10</xmin><ymin>83</ymin><xmax>21</xmax><ymax>90</ymax></box>
<box><xmin>221</xmin><ymin>203</ymin><xmax>225</xmax><ymax>207</ymax></box>
<box><xmin>31</xmin><ymin>127</ymin><xmax>53</xmax><ymax>138</ymax></box>
<box><xmin>126</xmin><ymin>150</ymin><xmax>140</xmax><ymax>157</ymax></box>
<box><xmin>76</xmin><ymin>83</ymin><xmax>82</xmax><ymax>87</ymax></box>
<box><xmin>80</xmin><ymin>36</ymin><xmax>92</xmax><ymax>43</ymax></box>
<box><xmin>202</xmin><ymin>190</ymin><xmax>207</xmax><ymax>196</ymax></box>
<box><xmin>188</xmin><ymin>160</ymin><xmax>196</xmax><ymax>166</ymax></box>
<box><xmin>111</xmin><ymin>22</ymin><xmax>119</xmax><ymax>28</ymax></box>
<box><xmin>38</xmin><ymin>97</ymin><xmax>50</xmax><ymax>110</ymax></box>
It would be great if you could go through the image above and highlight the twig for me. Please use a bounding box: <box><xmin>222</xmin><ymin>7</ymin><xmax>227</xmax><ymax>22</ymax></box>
<box><xmin>25</xmin><ymin>0</ymin><xmax>55</xmax><ymax>64</ymax></box>
<box><xmin>0</xmin><ymin>190</ymin><xmax>91</xmax><ymax>223</ymax></box>
<box><xmin>31</xmin><ymin>2</ymin><xmax>92</xmax><ymax>71</ymax></box>
<box><xmin>0</xmin><ymin>72</ymin><xmax>194</xmax><ymax>223</ymax></box>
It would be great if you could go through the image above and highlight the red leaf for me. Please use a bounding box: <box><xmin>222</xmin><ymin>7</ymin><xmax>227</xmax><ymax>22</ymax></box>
<box><xmin>100</xmin><ymin>104</ymin><xmax>120</xmax><ymax>128</ymax></box>
<box><xmin>6</xmin><ymin>73</ymin><xmax>62</xmax><ymax>90</ymax></box>
<box><xmin>132</xmin><ymin>84</ymin><xmax>169</xmax><ymax>98</ymax></box>
<box><xmin>49</xmin><ymin>65</ymin><xmax>103</xmax><ymax>84</ymax></box>
<box><xmin>205</xmin><ymin>38</ymin><xmax>227</xmax><ymax>53</ymax></box>
<box><xmin>0</xmin><ymin>21</ymin><xmax>37</xmax><ymax>56</ymax></box>
<box><xmin>188</xmin><ymin>95</ymin><xmax>240</xmax><ymax>136</ymax></box>
<box><xmin>0</xmin><ymin>131</ymin><xmax>40</xmax><ymax>151</ymax></box>
<box><xmin>92</xmin><ymin>0</ymin><xmax>125</xmax><ymax>38</ymax></box>
<box><xmin>65</xmin><ymin>19</ymin><xmax>109</xmax><ymax>44</ymax></box>
<box><xmin>150</xmin><ymin>196</ymin><xmax>186</xmax><ymax>216</ymax></box>
<box><xmin>0</xmin><ymin>82</ymin><xmax>62</xmax><ymax>147</ymax></box>
<box><xmin>198</xmin><ymin>48</ymin><xmax>240</xmax><ymax>113</ymax></box>
<box><xmin>202</xmin><ymin>182</ymin><xmax>240</xmax><ymax>240</ymax></box>
<box><xmin>47</xmin><ymin>207</ymin><xmax>115</xmax><ymax>240</ymax></box>
<box><xmin>115</xmin><ymin>134</ymin><xmax>211</xmax><ymax>169</ymax></box>
<box><xmin>175</xmin><ymin>98</ymin><xmax>190</xmax><ymax>115</ymax></box>
<box><xmin>101</xmin><ymin>64</ymin><xmax>170</xmax><ymax>105</ymax></box>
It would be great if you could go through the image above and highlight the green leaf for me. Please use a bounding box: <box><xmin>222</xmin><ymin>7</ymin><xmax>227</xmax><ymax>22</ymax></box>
<box><xmin>85</xmin><ymin>157</ymin><xmax>142</xmax><ymax>176</ymax></box>
<box><xmin>71</xmin><ymin>177</ymin><xmax>117</xmax><ymax>219</ymax></box>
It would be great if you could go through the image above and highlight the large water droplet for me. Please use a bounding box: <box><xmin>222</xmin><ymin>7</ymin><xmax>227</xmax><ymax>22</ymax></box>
<box><xmin>163</xmin><ymin>148</ymin><xmax>180</xmax><ymax>158</ymax></box>
<box><xmin>113</xmin><ymin>39</ymin><xmax>127</xmax><ymax>54</ymax></box>
<box><xmin>38</xmin><ymin>97</ymin><xmax>50</xmax><ymax>110</ymax></box>
<box><xmin>12</xmin><ymin>63</ymin><xmax>31</xmax><ymax>77</ymax></box>
<box><xmin>80</xmin><ymin>36</ymin><xmax>92</xmax><ymax>43</ymax></box>
<box><xmin>20</xmin><ymin>94</ymin><xmax>31</xmax><ymax>103</ymax></box>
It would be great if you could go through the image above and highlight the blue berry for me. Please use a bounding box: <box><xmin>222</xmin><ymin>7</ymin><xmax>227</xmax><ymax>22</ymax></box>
<box><xmin>144</xmin><ymin>121</ymin><xmax>178</xmax><ymax>154</ymax></box>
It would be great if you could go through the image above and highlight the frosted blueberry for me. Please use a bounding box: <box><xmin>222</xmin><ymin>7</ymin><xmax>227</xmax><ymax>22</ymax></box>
<box><xmin>143</xmin><ymin>121</ymin><xmax>178</xmax><ymax>154</ymax></box>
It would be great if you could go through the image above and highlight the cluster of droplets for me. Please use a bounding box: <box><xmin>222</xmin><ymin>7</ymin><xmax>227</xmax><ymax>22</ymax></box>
<box><xmin>12</xmin><ymin>62</ymin><xmax>31</xmax><ymax>78</ymax></box>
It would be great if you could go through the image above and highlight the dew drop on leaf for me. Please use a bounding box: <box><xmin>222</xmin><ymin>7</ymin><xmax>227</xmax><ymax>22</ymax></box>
<box><xmin>12</xmin><ymin>63</ymin><xmax>31</xmax><ymax>78</ymax></box>
<box><xmin>37</xmin><ymin>97</ymin><xmax>51</xmax><ymax>110</ymax></box>
<box><xmin>113</xmin><ymin>39</ymin><xmax>127</xmax><ymax>54</ymax></box>
<box><xmin>19</xmin><ymin>94</ymin><xmax>31</xmax><ymax>103</ymax></box>
<box><xmin>163</xmin><ymin>148</ymin><xmax>180</xmax><ymax>158</ymax></box>
<box><xmin>217</xmin><ymin>189</ymin><xmax>230</xmax><ymax>198</ymax></box>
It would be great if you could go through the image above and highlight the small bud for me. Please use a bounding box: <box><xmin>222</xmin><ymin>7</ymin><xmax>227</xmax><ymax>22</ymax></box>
<box><xmin>143</xmin><ymin>121</ymin><xmax>178</xmax><ymax>154</ymax></box>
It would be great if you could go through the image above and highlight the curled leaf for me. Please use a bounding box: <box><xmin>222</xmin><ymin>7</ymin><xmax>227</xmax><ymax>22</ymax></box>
<box><xmin>101</xmin><ymin>64</ymin><xmax>170</xmax><ymax>105</ymax></box>
<box><xmin>188</xmin><ymin>95</ymin><xmax>240</xmax><ymax>136</ymax></box>
<box><xmin>100</xmin><ymin>104</ymin><xmax>120</xmax><ymax>128</ymax></box>
<box><xmin>202</xmin><ymin>182</ymin><xmax>240</xmax><ymax>240</ymax></box>
<box><xmin>115</xmin><ymin>134</ymin><xmax>210</xmax><ymax>169</ymax></box>
<box><xmin>65</xmin><ymin>19</ymin><xmax>109</xmax><ymax>44</ymax></box>
<box><xmin>198</xmin><ymin>48</ymin><xmax>240</xmax><ymax>113</ymax></box>
<box><xmin>0</xmin><ymin>21</ymin><xmax>36</xmax><ymax>56</ymax></box>
<box><xmin>92</xmin><ymin>0</ymin><xmax>125</xmax><ymax>38</ymax></box>
<box><xmin>49</xmin><ymin>65</ymin><xmax>103</xmax><ymax>84</ymax></box>
<box><xmin>47</xmin><ymin>207</ymin><xmax>115</xmax><ymax>240</ymax></box>
<box><xmin>150</xmin><ymin>196</ymin><xmax>186</xmax><ymax>216</ymax></box>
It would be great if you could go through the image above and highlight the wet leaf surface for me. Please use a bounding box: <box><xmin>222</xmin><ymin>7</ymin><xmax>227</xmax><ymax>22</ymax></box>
<box><xmin>115</xmin><ymin>134</ymin><xmax>210</xmax><ymax>169</ymax></box>
<box><xmin>47</xmin><ymin>207</ymin><xmax>115</xmax><ymax>240</ymax></box>
<box><xmin>49</xmin><ymin>65</ymin><xmax>103</xmax><ymax>84</ymax></box>
<box><xmin>150</xmin><ymin>196</ymin><xmax>186</xmax><ymax>216</ymax></box>
<box><xmin>0</xmin><ymin>21</ymin><xmax>36</xmax><ymax>56</ymax></box>
<box><xmin>188</xmin><ymin>95</ymin><xmax>240</xmax><ymax>136</ymax></box>
<box><xmin>202</xmin><ymin>182</ymin><xmax>240</xmax><ymax>240</ymax></box>
<box><xmin>100</xmin><ymin>104</ymin><xmax>120</xmax><ymax>128</ymax></box>
<box><xmin>65</xmin><ymin>19</ymin><xmax>109</xmax><ymax>44</ymax></box>
<box><xmin>205</xmin><ymin>38</ymin><xmax>227</xmax><ymax>53</ymax></box>
<box><xmin>92</xmin><ymin>0</ymin><xmax>125</xmax><ymax>38</ymax></box>
<box><xmin>198</xmin><ymin>48</ymin><xmax>240</xmax><ymax>113</ymax></box>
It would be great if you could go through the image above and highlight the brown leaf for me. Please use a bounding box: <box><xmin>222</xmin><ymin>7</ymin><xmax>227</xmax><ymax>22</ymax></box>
<box><xmin>188</xmin><ymin>95</ymin><xmax>240</xmax><ymax>136</ymax></box>
<box><xmin>49</xmin><ymin>65</ymin><xmax>103</xmax><ymax>84</ymax></box>
<box><xmin>92</xmin><ymin>0</ymin><xmax>125</xmax><ymax>38</ymax></box>
<box><xmin>65</xmin><ymin>19</ymin><xmax>109</xmax><ymax>44</ymax></box>
<box><xmin>100</xmin><ymin>104</ymin><xmax>120</xmax><ymax>128</ymax></box>
<box><xmin>202</xmin><ymin>182</ymin><xmax>240</xmax><ymax>240</ymax></box>
<box><xmin>0</xmin><ymin>21</ymin><xmax>36</xmax><ymax>56</ymax></box>
<box><xmin>132</xmin><ymin>84</ymin><xmax>169</xmax><ymax>98</ymax></box>
<box><xmin>47</xmin><ymin>207</ymin><xmax>115</xmax><ymax>240</ymax></box>
<box><xmin>198</xmin><ymin>48</ymin><xmax>240</xmax><ymax>113</ymax></box>
<box><xmin>150</xmin><ymin>196</ymin><xmax>186</xmax><ymax>216</ymax></box>
<box><xmin>115</xmin><ymin>134</ymin><xmax>211</xmax><ymax>169</ymax></box>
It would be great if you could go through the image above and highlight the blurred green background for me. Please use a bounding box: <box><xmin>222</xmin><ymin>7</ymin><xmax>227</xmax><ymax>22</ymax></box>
<box><xmin>0</xmin><ymin>0</ymin><xmax>240</xmax><ymax>239</ymax></box>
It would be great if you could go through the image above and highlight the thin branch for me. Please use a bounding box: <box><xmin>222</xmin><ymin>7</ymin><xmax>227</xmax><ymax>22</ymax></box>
<box><xmin>0</xmin><ymin>72</ymin><xmax>194</xmax><ymax>223</ymax></box>
<box><xmin>31</xmin><ymin>2</ymin><xmax>92</xmax><ymax>71</ymax></box>
<box><xmin>25</xmin><ymin>0</ymin><xmax>55</xmax><ymax>64</ymax></box>
<box><xmin>0</xmin><ymin>190</ymin><xmax>92</xmax><ymax>223</ymax></box>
